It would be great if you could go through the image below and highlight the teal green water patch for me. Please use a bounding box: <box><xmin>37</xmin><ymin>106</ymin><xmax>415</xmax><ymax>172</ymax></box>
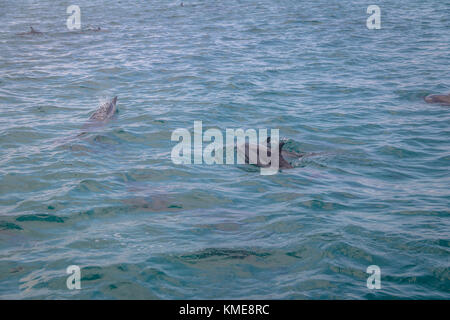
<box><xmin>16</xmin><ymin>214</ymin><xmax>65</xmax><ymax>223</ymax></box>
<box><xmin>180</xmin><ymin>248</ymin><xmax>272</xmax><ymax>262</ymax></box>
<box><xmin>81</xmin><ymin>274</ymin><xmax>103</xmax><ymax>281</ymax></box>
<box><xmin>0</xmin><ymin>221</ymin><xmax>23</xmax><ymax>230</ymax></box>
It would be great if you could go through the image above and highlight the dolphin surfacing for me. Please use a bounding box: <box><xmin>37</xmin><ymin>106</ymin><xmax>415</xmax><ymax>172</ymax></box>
<box><xmin>238</xmin><ymin>137</ymin><xmax>294</xmax><ymax>170</ymax></box>
<box><xmin>29</xmin><ymin>27</ymin><xmax>42</xmax><ymax>34</ymax></box>
<box><xmin>424</xmin><ymin>94</ymin><xmax>450</xmax><ymax>106</ymax></box>
<box><xmin>89</xmin><ymin>96</ymin><xmax>118</xmax><ymax>122</ymax></box>
<box><xmin>76</xmin><ymin>96</ymin><xmax>118</xmax><ymax>136</ymax></box>
<box><xmin>17</xmin><ymin>26</ymin><xmax>43</xmax><ymax>36</ymax></box>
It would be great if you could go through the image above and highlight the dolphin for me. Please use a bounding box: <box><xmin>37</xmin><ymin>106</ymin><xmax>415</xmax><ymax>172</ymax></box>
<box><xmin>29</xmin><ymin>27</ymin><xmax>42</xmax><ymax>34</ymax></box>
<box><xmin>238</xmin><ymin>137</ymin><xmax>294</xmax><ymax>170</ymax></box>
<box><xmin>89</xmin><ymin>96</ymin><xmax>118</xmax><ymax>122</ymax></box>
<box><xmin>85</xmin><ymin>26</ymin><xmax>104</xmax><ymax>32</ymax></box>
<box><xmin>17</xmin><ymin>26</ymin><xmax>43</xmax><ymax>36</ymax></box>
<box><xmin>75</xmin><ymin>96</ymin><xmax>118</xmax><ymax>136</ymax></box>
<box><xmin>424</xmin><ymin>94</ymin><xmax>450</xmax><ymax>106</ymax></box>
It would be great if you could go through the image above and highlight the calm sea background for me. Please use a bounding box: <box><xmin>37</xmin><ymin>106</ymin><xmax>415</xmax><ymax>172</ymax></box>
<box><xmin>0</xmin><ymin>0</ymin><xmax>449</xmax><ymax>299</ymax></box>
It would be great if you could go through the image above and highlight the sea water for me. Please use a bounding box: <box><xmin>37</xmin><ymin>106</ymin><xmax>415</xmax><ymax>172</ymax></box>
<box><xmin>0</xmin><ymin>0</ymin><xmax>449</xmax><ymax>299</ymax></box>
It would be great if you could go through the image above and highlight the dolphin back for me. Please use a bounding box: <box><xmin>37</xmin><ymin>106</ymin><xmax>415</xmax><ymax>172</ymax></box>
<box><xmin>239</xmin><ymin>138</ymin><xmax>293</xmax><ymax>169</ymax></box>
<box><xmin>89</xmin><ymin>96</ymin><xmax>118</xmax><ymax>121</ymax></box>
<box><xmin>424</xmin><ymin>94</ymin><xmax>450</xmax><ymax>105</ymax></box>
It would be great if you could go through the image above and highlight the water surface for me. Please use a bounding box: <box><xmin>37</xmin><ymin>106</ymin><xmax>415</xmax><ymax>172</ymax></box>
<box><xmin>0</xmin><ymin>0</ymin><xmax>449</xmax><ymax>299</ymax></box>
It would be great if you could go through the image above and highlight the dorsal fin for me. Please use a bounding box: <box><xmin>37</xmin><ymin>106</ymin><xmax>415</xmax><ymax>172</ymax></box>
<box><xmin>266</xmin><ymin>136</ymin><xmax>285</xmax><ymax>152</ymax></box>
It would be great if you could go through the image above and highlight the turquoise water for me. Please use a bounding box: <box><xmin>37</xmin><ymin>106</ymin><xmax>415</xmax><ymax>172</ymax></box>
<box><xmin>0</xmin><ymin>0</ymin><xmax>449</xmax><ymax>299</ymax></box>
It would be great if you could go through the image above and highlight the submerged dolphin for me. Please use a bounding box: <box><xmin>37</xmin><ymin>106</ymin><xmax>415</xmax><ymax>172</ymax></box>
<box><xmin>84</xmin><ymin>26</ymin><xmax>104</xmax><ymax>32</ymax></box>
<box><xmin>238</xmin><ymin>137</ymin><xmax>295</xmax><ymax>170</ymax></box>
<box><xmin>89</xmin><ymin>96</ymin><xmax>118</xmax><ymax>122</ymax></box>
<box><xmin>424</xmin><ymin>94</ymin><xmax>450</xmax><ymax>106</ymax></box>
